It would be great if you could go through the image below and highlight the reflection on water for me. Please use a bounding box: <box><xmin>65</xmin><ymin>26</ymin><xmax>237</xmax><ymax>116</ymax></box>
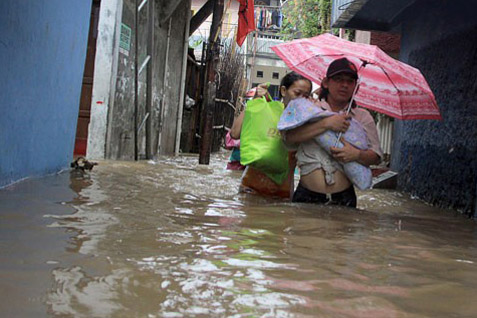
<box><xmin>1</xmin><ymin>152</ymin><xmax>477</xmax><ymax>317</ymax></box>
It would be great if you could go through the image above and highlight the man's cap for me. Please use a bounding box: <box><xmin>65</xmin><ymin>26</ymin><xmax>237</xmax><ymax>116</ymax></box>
<box><xmin>326</xmin><ymin>57</ymin><xmax>358</xmax><ymax>79</ymax></box>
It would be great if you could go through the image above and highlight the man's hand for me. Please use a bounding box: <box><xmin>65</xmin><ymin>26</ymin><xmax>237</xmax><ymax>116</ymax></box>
<box><xmin>330</xmin><ymin>138</ymin><xmax>360</xmax><ymax>163</ymax></box>
<box><xmin>323</xmin><ymin>114</ymin><xmax>352</xmax><ymax>133</ymax></box>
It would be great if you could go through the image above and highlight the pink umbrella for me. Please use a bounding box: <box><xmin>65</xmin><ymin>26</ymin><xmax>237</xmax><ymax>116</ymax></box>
<box><xmin>271</xmin><ymin>33</ymin><xmax>442</xmax><ymax>120</ymax></box>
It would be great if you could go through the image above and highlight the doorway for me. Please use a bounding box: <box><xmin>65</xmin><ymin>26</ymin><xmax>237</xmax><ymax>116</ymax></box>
<box><xmin>74</xmin><ymin>0</ymin><xmax>100</xmax><ymax>156</ymax></box>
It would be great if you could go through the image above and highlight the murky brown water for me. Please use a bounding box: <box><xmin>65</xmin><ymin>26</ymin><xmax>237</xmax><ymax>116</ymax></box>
<box><xmin>1</xmin><ymin>152</ymin><xmax>477</xmax><ymax>318</ymax></box>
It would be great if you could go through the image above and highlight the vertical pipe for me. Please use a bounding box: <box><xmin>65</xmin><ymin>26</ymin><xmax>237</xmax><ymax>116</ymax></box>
<box><xmin>157</xmin><ymin>18</ymin><xmax>172</xmax><ymax>154</ymax></box>
<box><xmin>145</xmin><ymin>0</ymin><xmax>154</xmax><ymax>159</ymax></box>
<box><xmin>388</xmin><ymin>120</ymin><xmax>392</xmax><ymax>153</ymax></box>
<box><xmin>386</xmin><ymin>118</ymin><xmax>392</xmax><ymax>154</ymax></box>
<box><xmin>386</xmin><ymin>119</ymin><xmax>391</xmax><ymax>154</ymax></box>
<box><xmin>381</xmin><ymin>117</ymin><xmax>387</xmax><ymax>154</ymax></box>
<box><xmin>473</xmin><ymin>179</ymin><xmax>477</xmax><ymax>218</ymax></box>
<box><xmin>134</xmin><ymin>0</ymin><xmax>139</xmax><ymax>160</ymax></box>
<box><xmin>175</xmin><ymin>1</ymin><xmax>192</xmax><ymax>156</ymax></box>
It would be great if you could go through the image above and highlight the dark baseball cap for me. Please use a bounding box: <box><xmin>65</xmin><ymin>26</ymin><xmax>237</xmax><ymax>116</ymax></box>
<box><xmin>326</xmin><ymin>57</ymin><xmax>358</xmax><ymax>79</ymax></box>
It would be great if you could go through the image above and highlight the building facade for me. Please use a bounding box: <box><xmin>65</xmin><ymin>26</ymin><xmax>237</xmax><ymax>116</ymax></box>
<box><xmin>246</xmin><ymin>0</ymin><xmax>288</xmax><ymax>99</ymax></box>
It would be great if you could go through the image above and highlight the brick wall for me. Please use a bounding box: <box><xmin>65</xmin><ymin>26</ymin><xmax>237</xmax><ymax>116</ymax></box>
<box><xmin>370</xmin><ymin>32</ymin><xmax>401</xmax><ymax>57</ymax></box>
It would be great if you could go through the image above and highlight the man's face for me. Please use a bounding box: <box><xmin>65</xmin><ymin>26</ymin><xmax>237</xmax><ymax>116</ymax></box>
<box><xmin>324</xmin><ymin>73</ymin><xmax>357</xmax><ymax>105</ymax></box>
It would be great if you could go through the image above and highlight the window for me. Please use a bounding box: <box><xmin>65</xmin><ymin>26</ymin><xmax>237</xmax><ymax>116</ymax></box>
<box><xmin>268</xmin><ymin>85</ymin><xmax>279</xmax><ymax>100</ymax></box>
<box><xmin>257</xmin><ymin>71</ymin><xmax>263</xmax><ymax>78</ymax></box>
<box><xmin>272</xmin><ymin>72</ymin><xmax>279</xmax><ymax>79</ymax></box>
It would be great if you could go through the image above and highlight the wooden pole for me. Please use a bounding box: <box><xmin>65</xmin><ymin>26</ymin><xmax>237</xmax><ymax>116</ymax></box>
<box><xmin>145</xmin><ymin>0</ymin><xmax>154</xmax><ymax>159</ymax></box>
<box><xmin>175</xmin><ymin>1</ymin><xmax>192</xmax><ymax>155</ymax></box>
<box><xmin>199</xmin><ymin>0</ymin><xmax>224</xmax><ymax>164</ymax></box>
<box><xmin>189</xmin><ymin>0</ymin><xmax>214</xmax><ymax>35</ymax></box>
<box><xmin>134</xmin><ymin>0</ymin><xmax>139</xmax><ymax>160</ymax></box>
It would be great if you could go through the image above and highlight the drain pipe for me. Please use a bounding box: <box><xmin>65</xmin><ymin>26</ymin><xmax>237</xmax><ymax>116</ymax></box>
<box><xmin>157</xmin><ymin>18</ymin><xmax>172</xmax><ymax>154</ymax></box>
<box><xmin>473</xmin><ymin>179</ymin><xmax>477</xmax><ymax>219</ymax></box>
<box><xmin>134</xmin><ymin>0</ymin><xmax>139</xmax><ymax>160</ymax></box>
<box><xmin>175</xmin><ymin>2</ymin><xmax>191</xmax><ymax>156</ymax></box>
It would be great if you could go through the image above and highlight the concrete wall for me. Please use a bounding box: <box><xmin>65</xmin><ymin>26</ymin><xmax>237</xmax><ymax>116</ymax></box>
<box><xmin>0</xmin><ymin>0</ymin><xmax>91</xmax><ymax>187</ymax></box>
<box><xmin>250</xmin><ymin>66</ymin><xmax>286</xmax><ymax>83</ymax></box>
<box><xmin>107</xmin><ymin>0</ymin><xmax>139</xmax><ymax>160</ymax></box>
<box><xmin>391</xmin><ymin>1</ymin><xmax>477</xmax><ymax>215</ymax></box>
<box><xmin>88</xmin><ymin>0</ymin><xmax>123</xmax><ymax>159</ymax></box>
<box><xmin>250</xmin><ymin>61</ymin><xmax>288</xmax><ymax>100</ymax></box>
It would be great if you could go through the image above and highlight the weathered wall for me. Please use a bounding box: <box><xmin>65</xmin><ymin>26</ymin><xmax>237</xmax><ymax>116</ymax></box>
<box><xmin>88</xmin><ymin>0</ymin><xmax>123</xmax><ymax>159</ymax></box>
<box><xmin>157</xmin><ymin>3</ymin><xmax>190</xmax><ymax>155</ymax></box>
<box><xmin>107</xmin><ymin>0</ymin><xmax>140</xmax><ymax>160</ymax></box>
<box><xmin>391</xmin><ymin>1</ymin><xmax>477</xmax><ymax>215</ymax></box>
<box><xmin>0</xmin><ymin>0</ymin><xmax>91</xmax><ymax>187</ymax></box>
<box><xmin>107</xmin><ymin>0</ymin><xmax>189</xmax><ymax>159</ymax></box>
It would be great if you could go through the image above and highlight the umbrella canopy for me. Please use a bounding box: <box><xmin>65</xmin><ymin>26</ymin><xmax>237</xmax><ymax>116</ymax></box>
<box><xmin>271</xmin><ymin>33</ymin><xmax>442</xmax><ymax>120</ymax></box>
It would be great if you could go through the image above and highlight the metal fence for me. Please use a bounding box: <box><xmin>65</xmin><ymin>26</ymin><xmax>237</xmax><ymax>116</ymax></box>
<box><xmin>377</xmin><ymin>116</ymin><xmax>393</xmax><ymax>159</ymax></box>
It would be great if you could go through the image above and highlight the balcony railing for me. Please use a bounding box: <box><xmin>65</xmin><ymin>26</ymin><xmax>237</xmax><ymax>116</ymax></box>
<box><xmin>248</xmin><ymin>35</ymin><xmax>284</xmax><ymax>57</ymax></box>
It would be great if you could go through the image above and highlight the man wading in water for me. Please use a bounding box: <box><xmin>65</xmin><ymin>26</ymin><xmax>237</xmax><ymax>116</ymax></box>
<box><xmin>283</xmin><ymin>58</ymin><xmax>383</xmax><ymax>207</ymax></box>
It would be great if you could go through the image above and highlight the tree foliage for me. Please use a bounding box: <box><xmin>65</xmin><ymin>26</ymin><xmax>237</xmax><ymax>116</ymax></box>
<box><xmin>280</xmin><ymin>0</ymin><xmax>332</xmax><ymax>40</ymax></box>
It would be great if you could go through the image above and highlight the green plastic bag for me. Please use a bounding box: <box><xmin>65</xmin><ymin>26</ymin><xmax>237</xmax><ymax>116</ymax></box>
<box><xmin>240</xmin><ymin>97</ymin><xmax>289</xmax><ymax>184</ymax></box>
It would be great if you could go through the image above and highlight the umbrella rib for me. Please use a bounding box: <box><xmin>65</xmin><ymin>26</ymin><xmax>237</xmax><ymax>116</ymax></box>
<box><xmin>379</xmin><ymin>65</ymin><xmax>400</xmax><ymax>93</ymax></box>
<box><xmin>311</xmin><ymin>54</ymin><xmax>345</xmax><ymax>57</ymax></box>
<box><xmin>378</xmin><ymin>65</ymin><xmax>406</xmax><ymax>118</ymax></box>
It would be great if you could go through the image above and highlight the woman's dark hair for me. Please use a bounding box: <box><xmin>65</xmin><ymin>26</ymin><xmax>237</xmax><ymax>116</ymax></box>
<box><xmin>318</xmin><ymin>77</ymin><xmax>357</xmax><ymax>108</ymax></box>
<box><xmin>279</xmin><ymin>72</ymin><xmax>312</xmax><ymax>97</ymax></box>
<box><xmin>318</xmin><ymin>85</ymin><xmax>329</xmax><ymax>102</ymax></box>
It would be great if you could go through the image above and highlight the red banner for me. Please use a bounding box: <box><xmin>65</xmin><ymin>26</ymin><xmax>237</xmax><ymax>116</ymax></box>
<box><xmin>236</xmin><ymin>0</ymin><xmax>255</xmax><ymax>46</ymax></box>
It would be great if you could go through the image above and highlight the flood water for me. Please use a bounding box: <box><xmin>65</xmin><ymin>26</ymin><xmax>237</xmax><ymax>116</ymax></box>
<box><xmin>1</xmin><ymin>152</ymin><xmax>477</xmax><ymax>318</ymax></box>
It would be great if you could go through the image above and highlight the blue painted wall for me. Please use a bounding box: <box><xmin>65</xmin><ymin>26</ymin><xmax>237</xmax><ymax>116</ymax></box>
<box><xmin>391</xmin><ymin>1</ymin><xmax>477</xmax><ymax>215</ymax></box>
<box><xmin>0</xmin><ymin>1</ymin><xmax>92</xmax><ymax>187</ymax></box>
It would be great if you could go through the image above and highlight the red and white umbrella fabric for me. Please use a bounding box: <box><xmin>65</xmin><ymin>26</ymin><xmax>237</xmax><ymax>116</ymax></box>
<box><xmin>271</xmin><ymin>33</ymin><xmax>442</xmax><ymax>120</ymax></box>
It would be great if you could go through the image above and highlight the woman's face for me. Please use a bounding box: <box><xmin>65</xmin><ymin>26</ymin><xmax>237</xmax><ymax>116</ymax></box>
<box><xmin>280</xmin><ymin>79</ymin><xmax>312</xmax><ymax>106</ymax></box>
